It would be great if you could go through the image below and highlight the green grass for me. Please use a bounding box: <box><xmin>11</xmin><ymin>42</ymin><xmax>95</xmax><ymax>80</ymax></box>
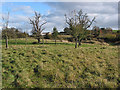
<box><xmin>112</xmin><ymin>30</ymin><xmax>119</xmax><ymax>33</ymax></box>
<box><xmin>1</xmin><ymin>38</ymin><xmax>97</xmax><ymax>47</ymax></box>
<box><xmin>2</xmin><ymin>38</ymin><xmax>119</xmax><ymax>88</ymax></box>
<box><xmin>1</xmin><ymin>38</ymin><xmax>74</xmax><ymax>45</ymax></box>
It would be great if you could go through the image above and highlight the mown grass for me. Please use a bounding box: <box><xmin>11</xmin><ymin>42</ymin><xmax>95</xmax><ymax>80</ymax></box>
<box><xmin>2</xmin><ymin>39</ymin><xmax>120</xmax><ymax>88</ymax></box>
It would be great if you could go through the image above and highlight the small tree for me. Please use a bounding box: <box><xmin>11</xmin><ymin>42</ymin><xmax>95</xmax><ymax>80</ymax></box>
<box><xmin>2</xmin><ymin>12</ymin><xmax>10</xmax><ymax>48</ymax></box>
<box><xmin>52</xmin><ymin>27</ymin><xmax>58</xmax><ymax>44</ymax></box>
<box><xmin>92</xmin><ymin>26</ymin><xmax>100</xmax><ymax>37</ymax></box>
<box><xmin>29</xmin><ymin>11</ymin><xmax>47</xmax><ymax>43</ymax></box>
<box><xmin>65</xmin><ymin>10</ymin><xmax>95</xmax><ymax>48</ymax></box>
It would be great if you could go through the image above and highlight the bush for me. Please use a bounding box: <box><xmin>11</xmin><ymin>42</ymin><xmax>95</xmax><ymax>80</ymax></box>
<box><xmin>116</xmin><ymin>31</ymin><xmax>120</xmax><ymax>41</ymax></box>
<box><xmin>2</xmin><ymin>28</ymin><xmax>29</xmax><ymax>39</ymax></box>
<box><xmin>99</xmin><ymin>34</ymin><xmax>117</xmax><ymax>42</ymax></box>
<box><xmin>44</xmin><ymin>33</ymin><xmax>52</xmax><ymax>39</ymax></box>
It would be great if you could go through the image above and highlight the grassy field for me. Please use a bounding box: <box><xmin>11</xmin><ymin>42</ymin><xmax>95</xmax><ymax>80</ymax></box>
<box><xmin>1</xmin><ymin>38</ymin><xmax>74</xmax><ymax>45</ymax></box>
<box><xmin>1</xmin><ymin>38</ymin><xmax>120</xmax><ymax>88</ymax></box>
<box><xmin>112</xmin><ymin>30</ymin><xmax>119</xmax><ymax>33</ymax></box>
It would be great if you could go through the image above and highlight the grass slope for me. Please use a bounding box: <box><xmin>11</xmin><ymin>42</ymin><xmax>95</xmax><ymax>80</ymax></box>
<box><xmin>2</xmin><ymin>39</ymin><xmax>119</xmax><ymax>88</ymax></box>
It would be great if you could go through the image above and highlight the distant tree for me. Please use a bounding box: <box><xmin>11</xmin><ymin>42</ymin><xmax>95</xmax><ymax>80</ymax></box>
<box><xmin>52</xmin><ymin>27</ymin><xmax>58</xmax><ymax>44</ymax></box>
<box><xmin>2</xmin><ymin>28</ymin><xmax>29</xmax><ymax>39</ymax></box>
<box><xmin>2</xmin><ymin>28</ymin><xmax>15</xmax><ymax>39</ymax></box>
<box><xmin>65</xmin><ymin>10</ymin><xmax>95</xmax><ymax>48</ymax></box>
<box><xmin>92</xmin><ymin>26</ymin><xmax>100</xmax><ymax>37</ymax></box>
<box><xmin>44</xmin><ymin>33</ymin><xmax>51</xmax><ymax>39</ymax></box>
<box><xmin>106</xmin><ymin>27</ymin><xmax>112</xmax><ymax>34</ymax></box>
<box><xmin>29</xmin><ymin>11</ymin><xmax>47</xmax><ymax>43</ymax></box>
<box><xmin>64</xmin><ymin>27</ymin><xmax>71</xmax><ymax>35</ymax></box>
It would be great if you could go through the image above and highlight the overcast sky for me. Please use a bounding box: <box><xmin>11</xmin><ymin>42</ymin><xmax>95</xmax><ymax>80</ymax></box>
<box><xmin>1</xmin><ymin>1</ymin><xmax>119</xmax><ymax>34</ymax></box>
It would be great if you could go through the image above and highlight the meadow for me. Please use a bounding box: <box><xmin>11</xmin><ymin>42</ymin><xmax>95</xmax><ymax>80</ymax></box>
<box><xmin>1</xmin><ymin>38</ymin><xmax>120</xmax><ymax>88</ymax></box>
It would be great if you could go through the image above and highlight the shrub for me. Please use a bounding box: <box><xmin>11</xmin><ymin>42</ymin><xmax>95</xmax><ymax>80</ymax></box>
<box><xmin>99</xmin><ymin>34</ymin><xmax>116</xmax><ymax>42</ymax></box>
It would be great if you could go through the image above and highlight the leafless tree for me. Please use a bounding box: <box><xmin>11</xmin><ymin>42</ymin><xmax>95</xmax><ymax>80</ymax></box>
<box><xmin>29</xmin><ymin>11</ymin><xmax>47</xmax><ymax>43</ymax></box>
<box><xmin>65</xmin><ymin>9</ymin><xmax>95</xmax><ymax>48</ymax></box>
<box><xmin>2</xmin><ymin>12</ymin><xmax>10</xmax><ymax>48</ymax></box>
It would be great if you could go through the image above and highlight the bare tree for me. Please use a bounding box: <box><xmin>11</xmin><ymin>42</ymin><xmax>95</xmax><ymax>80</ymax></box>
<box><xmin>29</xmin><ymin>11</ymin><xmax>47</xmax><ymax>43</ymax></box>
<box><xmin>65</xmin><ymin>10</ymin><xmax>95</xmax><ymax>48</ymax></box>
<box><xmin>2</xmin><ymin>12</ymin><xmax>10</xmax><ymax>48</ymax></box>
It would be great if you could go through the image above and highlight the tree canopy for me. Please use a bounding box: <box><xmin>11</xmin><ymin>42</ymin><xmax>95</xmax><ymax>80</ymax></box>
<box><xmin>52</xmin><ymin>27</ymin><xmax>58</xmax><ymax>44</ymax></box>
<box><xmin>65</xmin><ymin>10</ymin><xmax>95</xmax><ymax>48</ymax></box>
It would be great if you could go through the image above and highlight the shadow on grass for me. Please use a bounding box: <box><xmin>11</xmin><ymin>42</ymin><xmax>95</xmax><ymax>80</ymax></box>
<box><xmin>2</xmin><ymin>41</ymin><xmax>75</xmax><ymax>46</ymax></box>
<box><xmin>43</xmin><ymin>42</ymin><xmax>74</xmax><ymax>45</ymax></box>
<box><xmin>2</xmin><ymin>40</ymin><xmax>105</xmax><ymax>47</ymax></box>
<box><xmin>2</xmin><ymin>41</ymin><xmax>98</xmax><ymax>48</ymax></box>
<box><xmin>104</xmin><ymin>41</ymin><xmax>120</xmax><ymax>46</ymax></box>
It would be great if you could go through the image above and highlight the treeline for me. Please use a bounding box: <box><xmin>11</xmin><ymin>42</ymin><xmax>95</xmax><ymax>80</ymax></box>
<box><xmin>91</xmin><ymin>26</ymin><xmax>120</xmax><ymax>43</ymax></box>
<box><xmin>1</xmin><ymin>26</ymin><xmax>120</xmax><ymax>44</ymax></box>
<box><xmin>55</xmin><ymin>27</ymin><xmax>120</xmax><ymax>43</ymax></box>
<box><xmin>2</xmin><ymin>27</ymin><xmax>29</xmax><ymax>39</ymax></box>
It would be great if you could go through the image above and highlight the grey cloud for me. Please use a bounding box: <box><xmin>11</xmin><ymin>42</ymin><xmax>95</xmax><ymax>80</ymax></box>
<box><xmin>44</xmin><ymin>2</ymin><xmax>118</xmax><ymax>30</ymax></box>
<box><xmin>46</xmin><ymin>2</ymin><xmax>118</xmax><ymax>14</ymax></box>
<box><xmin>95</xmin><ymin>14</ymin><xmax>118</xmax><ymax>29</ymax></box>
<box><xmin>2</xmin><ymin>2</ymin><xmax>118</xmax><ymax>33</ymax></box>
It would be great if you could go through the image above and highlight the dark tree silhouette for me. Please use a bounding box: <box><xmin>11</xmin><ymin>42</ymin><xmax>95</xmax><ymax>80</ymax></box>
<box><xmin>52</xmin><ymin>27</ymin><xmax>58</xmax><ymax>44</ymax></box>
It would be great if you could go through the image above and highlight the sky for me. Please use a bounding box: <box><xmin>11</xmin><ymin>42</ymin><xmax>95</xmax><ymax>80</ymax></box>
<box><xmin>0</xmin><ymin>1</ymin><xmax>119</xmax><ymax>34</ymax></box>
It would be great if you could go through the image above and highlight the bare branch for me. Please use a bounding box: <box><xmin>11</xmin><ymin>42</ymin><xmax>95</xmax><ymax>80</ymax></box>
<box><xmin>29</xmin><ymin>11</ymin><xmax>47</xmax><ymax>43</ymax></box>
<box><xmin>39</xmin><ymin>21</ymin><xmax>47</xmax><ymax>31</ymax></box>
<box><xmin>85</xmin><ymin>17</ymin><xmax>96</xmax><ymax>29</ymax></box>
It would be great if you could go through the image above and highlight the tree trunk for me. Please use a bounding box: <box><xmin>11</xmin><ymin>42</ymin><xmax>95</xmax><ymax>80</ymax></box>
<box><xmin>38</xmin><ymin>38</ymin><xmax>40</xmax><ymax>43</ymax></box>
<box><xmin>6</xmin><ymin>35</ymin><xmax>8</xmax><ymax>48</ymax></box>
<box><xmin>78</xmin><ymin>40</ymin><xmax>81</xmax><ymax>47</ymax></box>
<box><xmin>75</xmin><ymin>38</ymin><xmax>77</xmax><ymax>48</ymax></box>
<box><xmin>25</xmin><ymin>34</ymin><xmax>27</xmax><ymax>45</ymax></box>
<box><xmin>55</xmin><ymin>39</ymin><xmax>56</xmax><ymax>45</ymax></box>
<box><xmin>42</xmin><ymin>37</ymin><xmax>44</xmax><ymax>44</ymax></box>
<box><xmin>15</xmin><ymin>38</ymin><xmax>17</xmax><ymax>45</ymax></box>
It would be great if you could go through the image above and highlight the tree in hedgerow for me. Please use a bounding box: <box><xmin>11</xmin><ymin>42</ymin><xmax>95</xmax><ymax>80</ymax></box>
<box><xmin>92</xmin><ymin>26</ymin><xmax>100</xmax><ymax>38</ymax></box>
<box><xmin>52</xmin><ymin>27</ymin><xmax>58</xmax><ymax>44</ymax></box>
<box><xmin>65</xmin><ymin>10</ymin><xmax>95</xmax><ymax>48</ymax></box>
<box><xmin>29</xmin><ymin>11</ymin><xmax>47</xmax><ymax>43</ymax></box>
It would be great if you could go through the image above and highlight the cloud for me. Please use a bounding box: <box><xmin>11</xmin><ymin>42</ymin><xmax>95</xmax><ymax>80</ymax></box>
<box><xmin>12</xmin><ymin>6</ymin><xmax>34</xmax><ymax>14</ymax></box>
<box><xmin>2</xmin><ymin>0</ymin><xmax>120</xmax><ymax>2</ymax></box>
<box><xmin>9</xmin><ymin>15</ymin><xmax>28</xmax><ymax>23</ymax></box>
<box><xmin>1</xmin><ymin>2</ymin><xmax>118</xmax><ymax>34</ymax></box>
<box><xmin>95</xmin><ymin>14</ymin><xmax>118</xmax><ymax>28</ymax></box>
<box><xmin>46</xmin><ymin>2</ymin><xmax>118</xmax><ymax>14</ymax></box>
<box><xmin>44</xmin><ymin>2</ymin><xmax>118</xmax><ymax>31</ymax></box>
<box><xmin>0</xmin><ymin>23</ymin><xmax>2</xmax><ymax>30</ymax></box>
<box><xmin>1</xmin><ymin>12</ymin><xmax>32</xmax><ymax>32</ymax></box>
<box><xmin>43</xmin><ymin>12</ymin><xmax>67</xmax><ymax>32</ymax></box>
<box><xmin>55</xmin><ymin>0</ymin><xmax>119</xmax><ymax>2</ymax></box>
